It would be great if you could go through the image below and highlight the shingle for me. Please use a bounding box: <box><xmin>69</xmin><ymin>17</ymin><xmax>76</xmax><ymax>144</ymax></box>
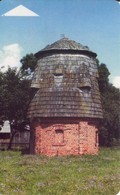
<box><xmin>27</xmin><ymin>38</ymin><xmax>103</xmax><ymax>119</ymax></box>
<box><xmin>35</xmin><ymin>37</ymin><xmax>97</xmax><ymax>58</ymax></box>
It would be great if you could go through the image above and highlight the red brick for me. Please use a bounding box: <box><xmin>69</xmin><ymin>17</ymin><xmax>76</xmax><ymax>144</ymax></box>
<box><xmin>30</xmin><ymin>118</ymin><xmax>99</xmax><ymax>156</ymax></box>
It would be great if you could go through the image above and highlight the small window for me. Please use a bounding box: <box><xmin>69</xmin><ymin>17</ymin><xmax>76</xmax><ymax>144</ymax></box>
<box><xmin>54</xmin><ymin>74</ymin><xmax>63</xmax><ymax>87</ymax></box>
<box><xmin>79</xmin><ymin>86</ymin><xmax>91</xmax><ymax>93</ymax></box>
<box><xmin>55</xmin><ymin>129</ymin><xmax>63</xmax><ymax>134</ymax></box>
<box><xmin>54</xmin><ymin>73</ymin><xmax>63</xmax><ymax>77</ymax></box>
<box><xmin>54</xmin><ymin>129</ymin><xmax>64</xmax><ymax>145</ymax></box>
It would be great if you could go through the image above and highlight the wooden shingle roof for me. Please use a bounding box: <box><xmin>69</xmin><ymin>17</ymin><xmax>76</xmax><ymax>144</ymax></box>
<box><xmin>27</xmin><ymin>38</ymin><xmax>103</xmax><ymax>119</ymax></box>
<box><xmin>35</xmin><ymin>37</ymin><xmax>97</xmax><ymax>58</ymax></box>
<box><xmin>42</xmin><ymin>37</ymin><xmax>89</xmax><ymax>51</ymax></box>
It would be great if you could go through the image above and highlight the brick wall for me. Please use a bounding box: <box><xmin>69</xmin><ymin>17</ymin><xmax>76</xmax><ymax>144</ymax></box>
<box><xmin>30</xmin><ymin>118</ymin><xmax>99</xmax><ymax>156</ymax></box>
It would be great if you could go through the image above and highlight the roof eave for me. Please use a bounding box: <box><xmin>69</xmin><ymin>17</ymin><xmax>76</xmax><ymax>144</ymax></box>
<box><xmin>35</xmin><ymin>49</ymin><xmax>97</xmax><ymax>59</ymax></box>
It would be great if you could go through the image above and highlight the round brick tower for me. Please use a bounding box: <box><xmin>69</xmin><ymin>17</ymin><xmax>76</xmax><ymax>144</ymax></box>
<box><xmin>28</xmin><ymin>37</ymin><xmax>103</xmax><ymax>156</ymax></box>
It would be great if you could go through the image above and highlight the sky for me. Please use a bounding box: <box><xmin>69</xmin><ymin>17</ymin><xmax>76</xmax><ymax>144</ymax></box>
<box><xmin>0</xmin><ymin>0</ymin><xmax>120</xmax><ymax>88</ymax></box>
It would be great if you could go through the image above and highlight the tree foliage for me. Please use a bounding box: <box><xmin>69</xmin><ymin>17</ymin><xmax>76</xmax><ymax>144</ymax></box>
<box><xmin>20</xmin><ymin>53</ymin><xmax>37</xmax><ymax>76</ymax></box>
<box><xmin>0</xmin><ymin>67</ymin><xmax>31</xmax><ymax>149</ymax></box>
<box><xmin>1</xmin><ymin>68</ymin><xmax>31</xmax><ymax>121</ymax></box>
<box><xmin>98</xmin><ymin>63</ymin><xmax>120</xmax><ymax>146</ymax></box>
<box><xmin>0</xmin><ymin>53</ymin><xmax>37</xmax><ymax>149</ymax></box>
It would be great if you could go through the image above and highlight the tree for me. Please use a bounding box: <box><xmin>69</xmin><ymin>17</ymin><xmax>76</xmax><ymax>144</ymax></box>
<box><xmin>20</xmin><ymin>53</ymin><xmax>37</xmax><ymax>77</ymax></box>
<box><xmin>98</xmin><ymin>63</ymin><xmax>120</xmax><ymax>146</ymax></box>
<box><xmin>98</xmin><ymin>63</ymin><xmax>110</xmax><ymax>92</ymax></box>
<box><xmin>0</xmin><ymin>72</ymin><xmax>4</xmax><ymax>117</ymax></box>
<box><xmin>0</xmin><ymin>72</ymin><xmax>5</xmax><ymax>130</ymax></box>
<box><xmin>0</xmin><ymin>68</ymin><xmax>31</xmax><ymax>149</ymax></box>
<box><xmin>0</xmin><ymin>53</ymin><xmax>37</xmax><ymax>149</ymax></box>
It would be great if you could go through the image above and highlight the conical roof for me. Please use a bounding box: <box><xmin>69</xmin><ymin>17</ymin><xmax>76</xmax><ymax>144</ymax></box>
<box><xmin>42</xmin><ymin>37</ymin><xmax>89</xmax><ymax>51</ymax></box>
<box><xmin>35</xmin><ymin>37</ymin><xmax>97</xmax><ymax>58</ymax></box>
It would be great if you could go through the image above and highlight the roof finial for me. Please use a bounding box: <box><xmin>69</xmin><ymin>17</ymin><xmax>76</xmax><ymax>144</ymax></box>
<box><xmin>61</xmin><ymin>34</ymin><xmax>66</xmax><ymax>39</ymax></box>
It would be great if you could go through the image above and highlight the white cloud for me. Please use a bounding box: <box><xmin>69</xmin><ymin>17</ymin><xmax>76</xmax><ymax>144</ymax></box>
<box><xmin>112</xmin><ymin>76</ymin><xmax>120</xmax><ymax>89</ymax></box>
<box><xmin>2</xmin><ymin>5</ymin><xmax>39</xmax><ymax>17</ymax></box>
<box><xmin>0</xmin><ymin>43</ymin><xmax>23</xmax><ymax>72</ymax></box>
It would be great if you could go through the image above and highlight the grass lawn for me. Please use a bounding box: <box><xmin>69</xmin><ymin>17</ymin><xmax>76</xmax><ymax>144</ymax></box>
<box><xmin>0</xmin><ymin>147</ymin><xmax>119</xmax><ymax>195</ymax></box>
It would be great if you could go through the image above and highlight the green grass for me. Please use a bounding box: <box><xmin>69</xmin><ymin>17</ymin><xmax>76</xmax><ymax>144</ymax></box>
<box><xmin>0</xmin><ymin>147</ymin><xmax>119</xmax><ymax>195</ymax></box>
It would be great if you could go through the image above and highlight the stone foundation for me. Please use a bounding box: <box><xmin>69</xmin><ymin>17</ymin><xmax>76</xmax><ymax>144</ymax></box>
<box><xmin>30</xmin><ymin>118</ymin><xmax>99</xmax><ymax>156</ymax></box>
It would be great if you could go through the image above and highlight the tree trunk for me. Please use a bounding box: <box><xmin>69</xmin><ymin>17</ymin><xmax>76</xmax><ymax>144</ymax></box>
<box><xmin>7</xmin><ymin>122</ymin><xmax>16</xmax><ymax>150</ymax></box>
